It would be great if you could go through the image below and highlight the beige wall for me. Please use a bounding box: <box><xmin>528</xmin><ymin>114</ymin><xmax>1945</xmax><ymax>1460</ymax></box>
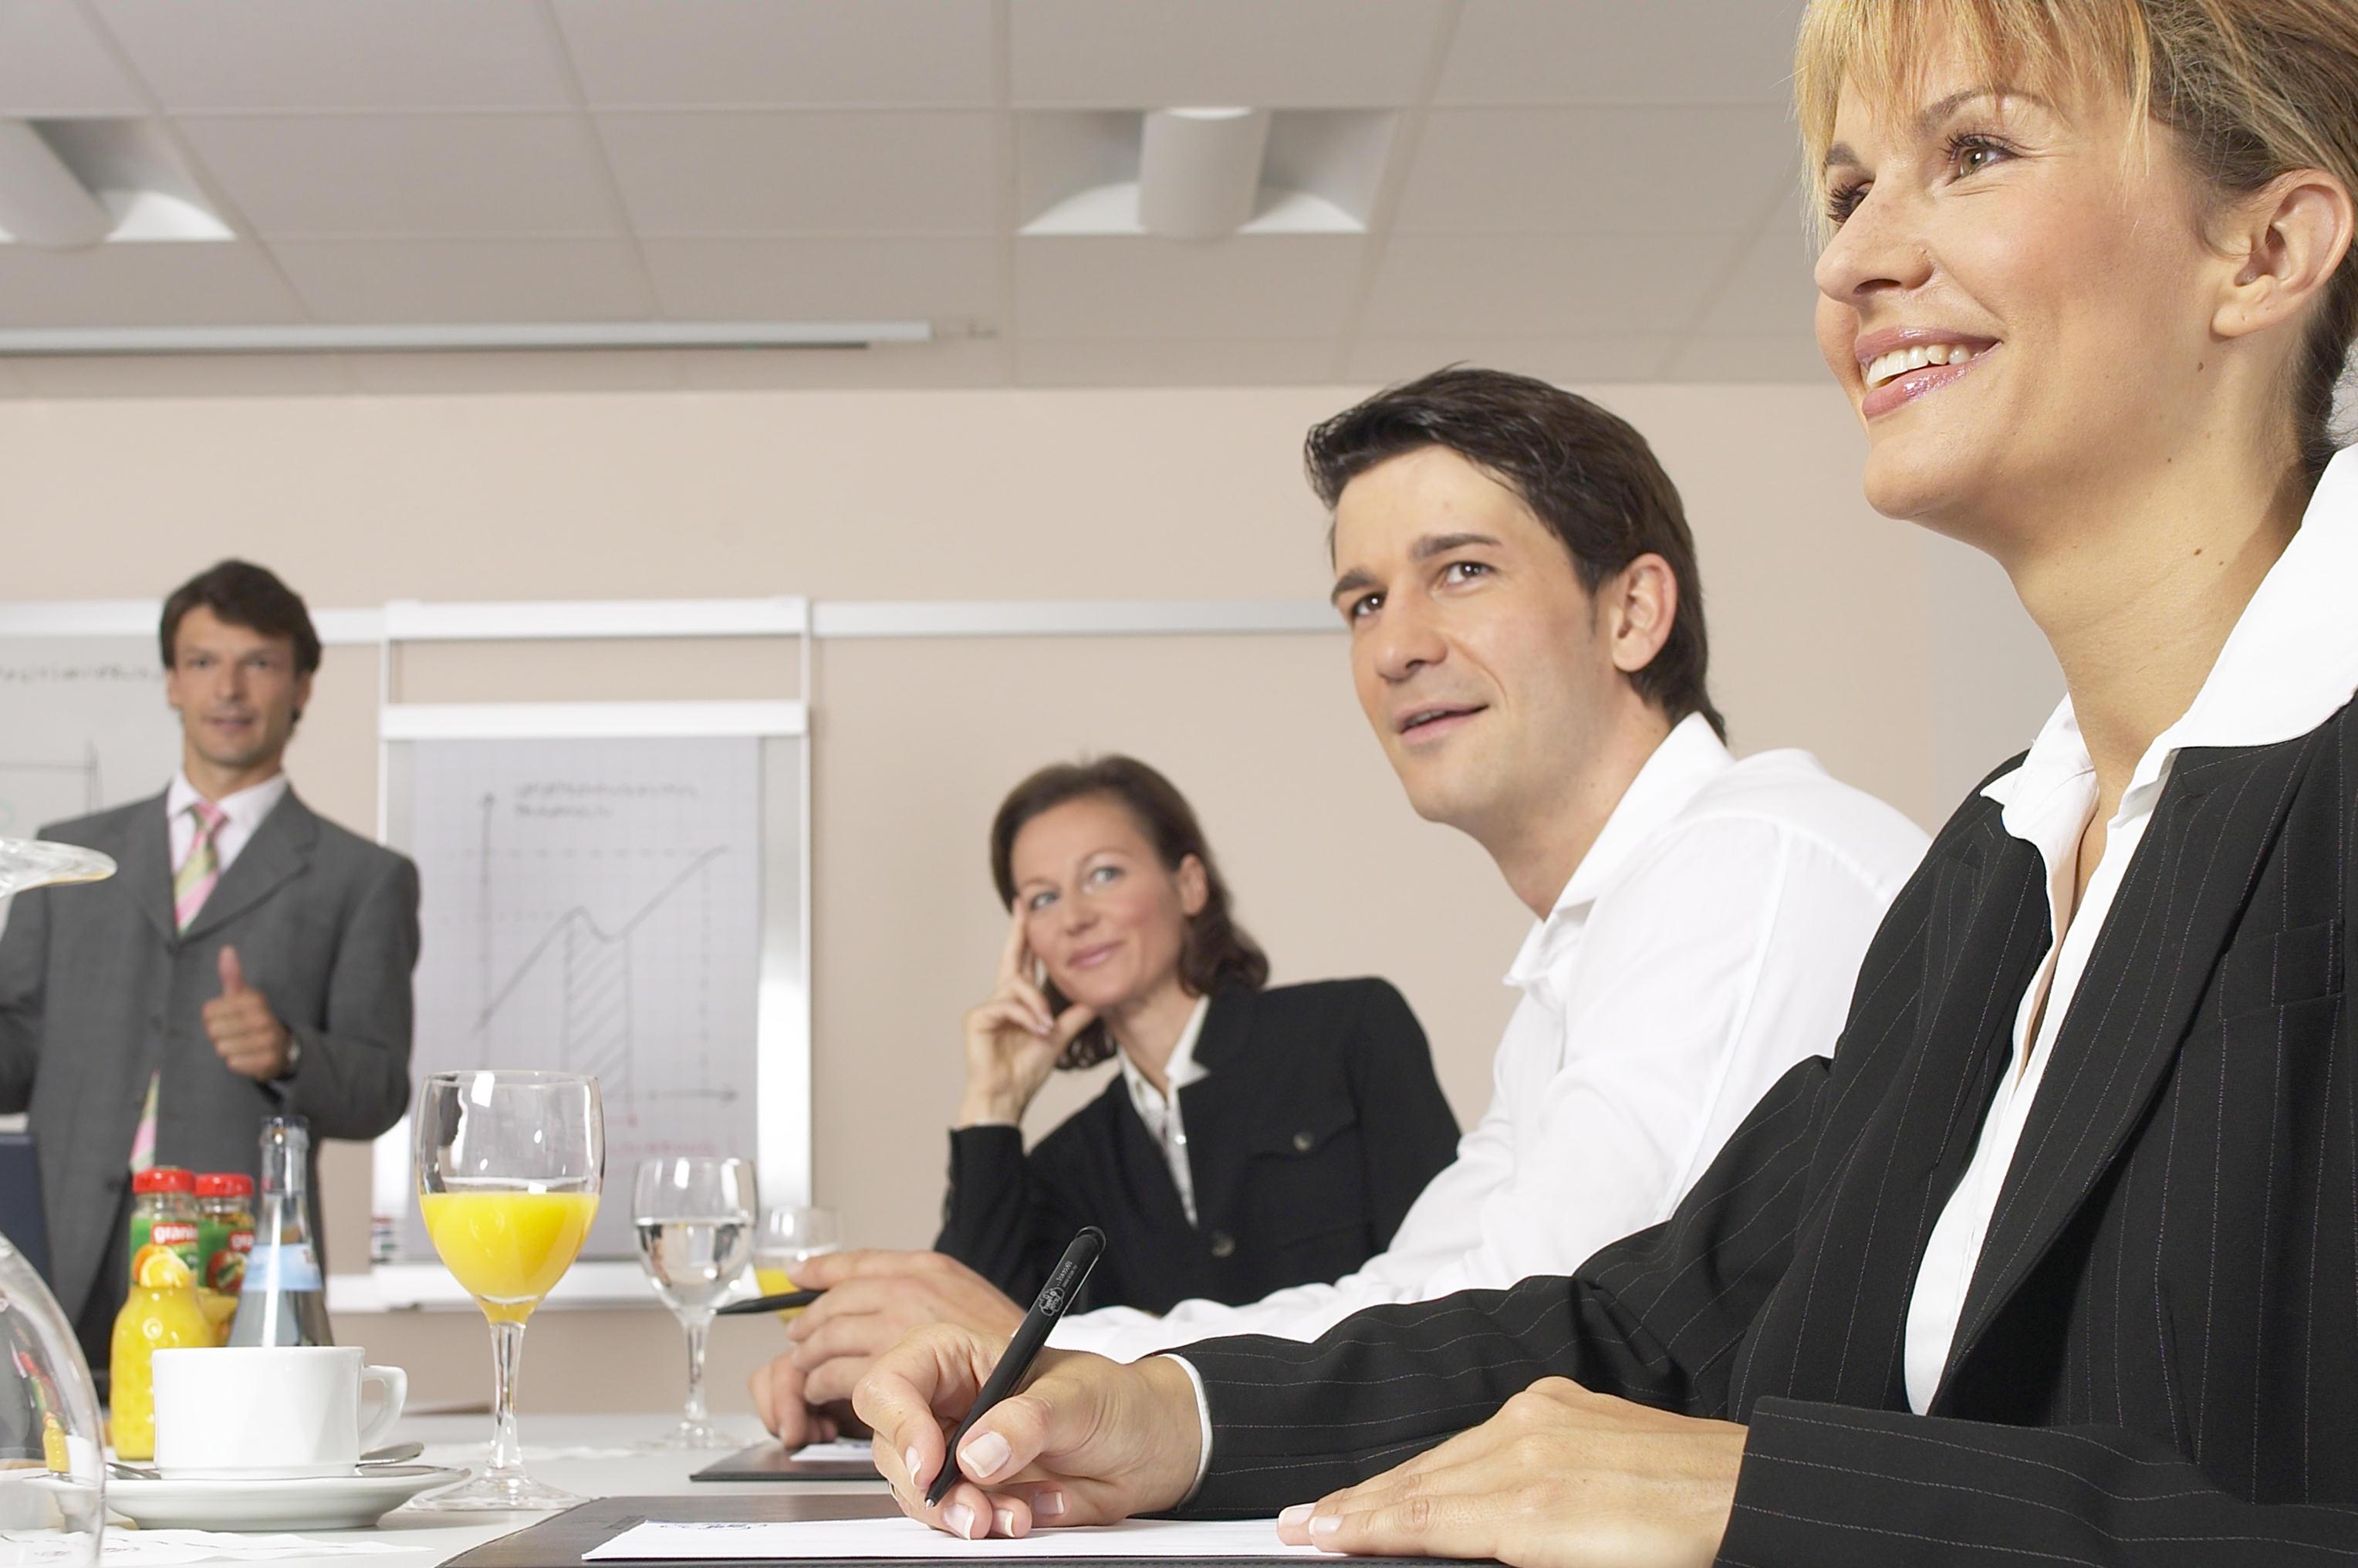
<box><xmin>0</xmin><ymin>381</ymin><xmax>2059</xmax><ymax>1414</ymax></box>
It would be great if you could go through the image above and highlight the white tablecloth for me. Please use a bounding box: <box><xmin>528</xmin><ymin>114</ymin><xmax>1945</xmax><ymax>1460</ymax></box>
<box><xmin>105</xmin><ymin>1414</ymin><xmax>885</xmax><ymax>1568</ymax></box>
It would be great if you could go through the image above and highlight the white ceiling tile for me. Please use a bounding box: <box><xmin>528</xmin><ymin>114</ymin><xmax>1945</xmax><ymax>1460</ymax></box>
<box><xmin>673</xmin><ymin>336</ymin><xmax>1010</xmax><ymax>388</ymax></box>
<box><xmin>1015</xmin><ymin>336</ymin><xmax>1340</xmax><ymax>387</ymax></box>
<box><xmin>1395</xmin><ymin>107</ymin><xmax>1796</xmax><ymax>233</ymax></box>
<box><xmin>640</xmin><ymin>238</ymin><xmax>1001</xmax><ymax>321</ymax></box>
<box><xmin>269</xmin><ymin>238</ymin><xmax>654</xmax><ymax>323</ymax></box>
<box><xmin>553</xmin><ymin>0</ymin><xmax>995</xmax><ymax>107</ymax></box>
<box><xmin>599</xmin><ymin>112</ymin><xmax>998</xmax><ymax>235</ymax></box>
<box><xmin>5</xmin><ymin>352</ymin><xmax>353</xmax><ymax>397</ymax></box>
<box><xmin>0</xmin><ymin>242</ymin><xmax>302</xmax><ymax>326</ymax></box>
<box><xmin>1017</xmin><ymin>236</ymin><xmax>1363</xmax><ymax>338</ymax></box>
<box><xmin>1695</xmin><ymin>209</ymin><xmax>1819</xmax><ymax>334</ymax></box>
<box><xmin>0</xmin><ymin>2</ymin><xmax>144</xmax><ymax>114</ymax></box>
<box><xmin>1343</xmin><ymin>334</ymin><xmax>1677</xmax><ymax>385</ymax></box>
<box><xmin>1662</xmin><ymin>333</ymin><xmax>1829</xmax><ymax>383</ymax></box>
<box><xmin>1011</xmin><ymin>0</ymin><xmax>1447</xmax><ymax>108</ymax></box>
<box><xmin>1436</xmin><ymin>0</ymin><xmax>1808</xmax><ymax>105</ymax></box>
<box><xmin>346</xmin><ymin>349</ymin><xmax>682</xmax><ymax>395</ymax></box>
<box><xmin>1360</xmin><ymin>232</ymin><xmax>1740</xmax><ymax>336</ymax></box>
<box><xmin>90</xmin><ymin>0</ymin><xmax>571</xmax><ymax>110</ymax></box>
<box><xmin>177</xmin><ymin>115</ymin><xmax>619</xmax><ymax>237</ymax></box>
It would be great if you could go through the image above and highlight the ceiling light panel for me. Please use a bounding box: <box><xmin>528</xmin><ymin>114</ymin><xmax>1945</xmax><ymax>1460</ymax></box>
<box><xmin>91</xmin><ymin>0</ymin><xmax>572</xmax><ymax>111</ymax></box>
<box><xmin>0</xmin><ymin>120</ymin><xmax>112</xmax><ymax>248</ymax></box>
<box><xmin>552</xmin><ymin>0</ymin><xmax>995</xmax><ymax>108</ymax></box>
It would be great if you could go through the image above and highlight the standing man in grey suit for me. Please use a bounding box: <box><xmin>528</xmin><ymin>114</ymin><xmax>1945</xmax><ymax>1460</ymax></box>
<box><xmin>0</xmin><ymin>560</ymin><xmax>419</xmax><ymax>1370</ymax></box>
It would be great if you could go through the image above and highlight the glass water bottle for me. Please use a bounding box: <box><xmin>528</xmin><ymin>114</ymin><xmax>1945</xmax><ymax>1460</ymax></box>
<box><xmin>227</xmin><ymin>1117</ymin><xmax>334</xmax><ymax>1347</ymax></box>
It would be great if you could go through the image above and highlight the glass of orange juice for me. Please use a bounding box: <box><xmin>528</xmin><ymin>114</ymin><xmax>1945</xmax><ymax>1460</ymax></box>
<box><xmin>752</xmin><ymin>1205</ymin><xmax>839</xmax><ymax>1324</ymax></box>
<box><xmin>412</xmin><ymin>1070</ymin><xmax>603</xmax><ymax>1511</ymax></box>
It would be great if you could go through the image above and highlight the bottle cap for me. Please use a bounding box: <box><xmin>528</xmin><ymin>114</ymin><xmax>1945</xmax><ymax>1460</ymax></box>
<box><xmin>132</xmin><ymin>1168</ymin><xmax>196</xmax><ymax>1195</ymax></box>
<box><xmin>195</xmin><ymin>1173</ymin><xmax>255</xmax><ymax>1198</ymax></box>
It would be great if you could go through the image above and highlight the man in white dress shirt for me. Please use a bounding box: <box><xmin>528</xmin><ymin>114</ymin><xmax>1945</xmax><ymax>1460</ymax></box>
<box><xmin>750</xmin><ymin>368</ymin><xmax>1927</xmax><ymax>1441</ymax></box>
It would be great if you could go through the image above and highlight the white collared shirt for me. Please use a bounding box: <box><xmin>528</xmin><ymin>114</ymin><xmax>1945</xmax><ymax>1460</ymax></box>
<box><xmin>1903</xmin><ymin>447</ymin><xmax>2358</xmax><ymax>1413</ymax></box>
<box><xmin>165</xmin><ymin>769</ymin><xmax>290</xmax><ymax>877</ymax></box>
<box><xmin>1059</xmin><ymin>712</ymin><xmax>1930</xmax><ymax>1364</ymax></box>
<box><xmin>1118</xmin><ymin>995</ymin><xmax>1214</xmax><ymax>1225</ymax></box>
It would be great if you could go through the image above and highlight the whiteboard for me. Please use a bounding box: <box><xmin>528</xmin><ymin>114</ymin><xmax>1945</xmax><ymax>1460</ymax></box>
<box><xmin>0</xmin><ymin>636</ymin><xmax>179</xmax><ymax>838</ymax></box>
<box><xmin>383</xmin><ymin>732</ymin><xmax>792</xmax><ymax>1265</ymax></box>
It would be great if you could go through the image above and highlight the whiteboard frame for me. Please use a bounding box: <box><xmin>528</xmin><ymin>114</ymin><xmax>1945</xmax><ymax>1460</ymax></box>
<box><xmin>363</xmin><ymin>608</ymin><xmax>812</xmax><ymax>1313</ymax></box>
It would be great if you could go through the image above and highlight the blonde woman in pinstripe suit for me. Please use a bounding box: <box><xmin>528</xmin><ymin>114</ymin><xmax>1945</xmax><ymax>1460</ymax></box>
<box><xmin>852</xmin><ymin>3</ymin><xmax>2358</xmax><ymax>1566</ymax></box>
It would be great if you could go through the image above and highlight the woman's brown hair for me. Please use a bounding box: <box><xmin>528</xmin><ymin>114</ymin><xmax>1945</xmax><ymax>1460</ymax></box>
<box><xmin>988</xmin><ymin>755</ymin><xmax>1269</xmax><ymax>1070</ymax></box>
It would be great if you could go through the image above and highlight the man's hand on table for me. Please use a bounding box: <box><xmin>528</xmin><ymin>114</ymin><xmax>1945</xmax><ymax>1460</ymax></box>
<box><xmin>854</xmin><ymin>1324</ymin><xmax>1201</xmax><ymax>1540</ymax></box>
<box><xmin>1274</xmin><ymin>1377</ymin><xmax>1745</xmax><ymax>1568</ymax></box>
<box><xmin>748</xmin><ymin>1249</ymin><xmax>1025</xmax><ymax>1441</ymax></box>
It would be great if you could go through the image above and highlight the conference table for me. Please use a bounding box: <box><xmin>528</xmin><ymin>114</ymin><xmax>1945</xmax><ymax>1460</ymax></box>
<box><xmin>115</xmin><ymin>1413</ymin><xmax>887</xmax><ymax>1568</ymax></box>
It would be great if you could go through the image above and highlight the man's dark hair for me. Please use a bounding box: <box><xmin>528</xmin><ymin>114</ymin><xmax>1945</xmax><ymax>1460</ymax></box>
<box><xmin>989</xmin><ymin>754</ymin><xmax>1269</xmax><ymax>1071</ymax></box>
<box><xmin>1305</xmin><ymin>367</ymin><xmax>1725</xmax><ymax>739</ymax></box>
<box><xmin>159</xmin><ymin>560</ymin><xmax>323</xmax><ymax>678</ymax></box>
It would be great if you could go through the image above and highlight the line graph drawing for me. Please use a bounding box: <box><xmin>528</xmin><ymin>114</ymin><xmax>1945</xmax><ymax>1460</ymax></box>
<box><xmin>401</xmin><ymin>735</ymin><xmax>762</xmax><ymax>1259</ymax></box>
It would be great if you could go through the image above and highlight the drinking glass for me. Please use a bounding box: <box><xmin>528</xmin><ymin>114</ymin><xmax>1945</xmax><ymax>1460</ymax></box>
<box><xmin>412</xmin><ymin>1071</ymin><xmax>603</xmax><ymax>1511</ymax></box>
<box><xmin>0</xmin><ymin>839</ymin><xmax>113</xmax><ymax>1568</ymax></box>
<box><xmin>632</xmin><ymin>1157</ymin><xmax>755</xmax><ymax>1450</ymax></box>
<box><xmin>752</xmin><ymin>1205</ymin><xmax>839</xmax><ymax>1324</ymax></box>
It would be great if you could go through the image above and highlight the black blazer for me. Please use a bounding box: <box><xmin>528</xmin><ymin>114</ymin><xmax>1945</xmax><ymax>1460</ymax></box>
<box><xmin>1179</xmin><ymin>703</ymin><xmax>2358</xmax><ymax>1564</ymax></box>
<box><xmin>935</xmin><ymin>978</ymin><xmax>1458</xmax><ymax>1315</ymax></box>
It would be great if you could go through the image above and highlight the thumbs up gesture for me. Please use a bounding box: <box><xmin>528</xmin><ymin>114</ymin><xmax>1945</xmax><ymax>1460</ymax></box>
<box><xmin>204</xmin><ymin>944</ymin><xmax>294</xmax><ymax>1081</ymax></box>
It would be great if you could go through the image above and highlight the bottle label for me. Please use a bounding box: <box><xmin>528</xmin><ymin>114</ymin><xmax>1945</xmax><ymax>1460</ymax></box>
<box><xmin>241</xmin><ymin>1241</ymin><xmax>323</xmax><ymax>1294</ymax></box>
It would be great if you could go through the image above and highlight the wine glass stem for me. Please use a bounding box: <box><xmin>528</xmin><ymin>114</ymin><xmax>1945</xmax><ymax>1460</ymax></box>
<box><xmin>681</xmin><ymin>1313</ymin><xmax>711</xmax><ymax>1424</ymax></box>
<box><xmin>487</xmin><ymin>1318</ymin><xmax>529</xmax><ymax>1479</ymax></box>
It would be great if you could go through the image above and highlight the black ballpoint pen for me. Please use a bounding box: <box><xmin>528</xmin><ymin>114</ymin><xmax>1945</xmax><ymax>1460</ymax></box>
<box><xmin>924</xmin><ymin>1225</ymin><xmax>1106</xmax><ymax>1508</ymax></box>
<box><xmin>715</xmin><ymin>1288</ymin><xmax>824</xmax><ymax>1316</ymax></box>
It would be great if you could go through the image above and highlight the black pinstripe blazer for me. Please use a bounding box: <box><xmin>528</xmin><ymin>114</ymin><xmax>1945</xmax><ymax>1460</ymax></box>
<box><xmin>1177</xmin><ymin>701</ymin><xmax>2358</xmax><ymax>1564</ymax></box>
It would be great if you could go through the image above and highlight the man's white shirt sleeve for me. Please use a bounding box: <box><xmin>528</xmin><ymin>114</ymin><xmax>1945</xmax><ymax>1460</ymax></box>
<box><xmin>1054</xmin><ymin>816</ymin><xmax>1906</xmax><ymax>1365</ymax></box>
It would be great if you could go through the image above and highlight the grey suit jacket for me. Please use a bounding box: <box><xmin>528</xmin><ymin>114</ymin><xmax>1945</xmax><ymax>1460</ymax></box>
<box><xmin>0</xmin><ymin>787</ymin><xmax>420</xmax><ymax>1323</ymax></box>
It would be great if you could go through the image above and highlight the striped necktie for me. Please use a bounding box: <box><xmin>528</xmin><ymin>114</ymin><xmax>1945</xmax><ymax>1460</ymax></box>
<box><xmin>129</xmin><ymin>801</ymin><xmax>228</xmax><ymax>1176</ymax></box>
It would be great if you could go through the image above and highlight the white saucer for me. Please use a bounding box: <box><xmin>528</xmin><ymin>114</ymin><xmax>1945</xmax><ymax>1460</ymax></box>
<box><xmin>96</xmin><ymin>1465</ymin><xmax>466</xmax><ymax>1529</ymax></box>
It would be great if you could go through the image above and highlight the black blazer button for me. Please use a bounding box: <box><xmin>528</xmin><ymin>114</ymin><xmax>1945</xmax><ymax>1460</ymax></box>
<box><xmin>1208</xmin><ymin>1231</ymin><xmax>1236</xmax><ymax>1259</ymax></box>
<box><xmin>1292</xmin><ymin>1130</ymin><xmax>1316</xmax><ymax>1152</ymax></box>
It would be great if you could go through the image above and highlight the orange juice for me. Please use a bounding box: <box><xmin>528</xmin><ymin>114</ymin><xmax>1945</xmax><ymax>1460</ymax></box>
<box><xmin>421</xmin><ymin>1190</ymin><xmax>599</xmax><ymax>1323</ymax></box>
<box><xmin>753</xmin><ymin>1263</ymin><xmax>807</xmax><ymax>1323</ymax></box>
<box><xmin>110</xmin><ymin>1244</ymin><xmax>215</xmax><ymax>1460</ymax></box>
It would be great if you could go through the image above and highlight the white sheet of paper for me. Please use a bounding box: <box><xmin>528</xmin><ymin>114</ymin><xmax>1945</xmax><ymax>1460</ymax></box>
<box><xmin>586</xmin><ymin>1516</ymin><xmax>1323</xmax><ymax>1561</ymax></box>
<box><xmin>67</xmin><ymin>1531</ymin><xmax>404</xmax><ymax>1566</ymax></box>
<box><xmin>789</xmin><ymin>1440</ymin><xmax>881</xmax><ymax>1463</ymax></box>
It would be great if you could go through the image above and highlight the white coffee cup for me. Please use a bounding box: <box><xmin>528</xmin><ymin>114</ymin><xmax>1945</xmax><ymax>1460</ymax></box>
<box><xmin>151</xmin><ymin>1346</ymin><xmax>407</xmax><ymax>1479</ymax></box>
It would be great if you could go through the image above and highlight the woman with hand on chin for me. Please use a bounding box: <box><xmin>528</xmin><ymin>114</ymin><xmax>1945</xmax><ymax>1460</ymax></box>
<box><xmin>856</xmin><ymin>2</ymin><xmax>2358</xmax><ymax>1563</ymax></box>
<box><xmin>933</xmin><ymin>755</ymin><xmax>1459</xmax><ymax>1316</ymax></box>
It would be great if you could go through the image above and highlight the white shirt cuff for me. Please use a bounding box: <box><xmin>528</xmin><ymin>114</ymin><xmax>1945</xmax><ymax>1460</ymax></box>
<box><xmin>1159</xmin><ymin>1354</ymin><xmax>1214</xmax><ymax>1504</ymax></box>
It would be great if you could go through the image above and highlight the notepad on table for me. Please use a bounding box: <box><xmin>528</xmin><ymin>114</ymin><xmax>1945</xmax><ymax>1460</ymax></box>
<box><xmin>584</xmin><ymin>1516</ymin><xmax>1324</xmax><ymax>1560</ymax></box>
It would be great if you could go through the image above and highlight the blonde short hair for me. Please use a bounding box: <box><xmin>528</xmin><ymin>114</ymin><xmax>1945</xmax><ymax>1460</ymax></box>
<box><xmin>1795</xmin><ymin>0</ymin><xmax>2358</xmax><ymax>479</ymax></box>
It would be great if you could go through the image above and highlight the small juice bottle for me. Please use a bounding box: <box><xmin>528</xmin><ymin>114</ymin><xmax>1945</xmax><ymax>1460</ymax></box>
<box><xmin>194</xmin><ymin>1173</ymin><xmax>255</xmax><ymax>1343</ymax></box>
<box><xmin>109</xmin><ymin>1242</ymin><xmax>215</xmax><ymax>1461</ymax></box>
<box><xmin>128</xmin><ymin>1168</ymin><xmax>201</xmax><ymax>1279</ymax></box>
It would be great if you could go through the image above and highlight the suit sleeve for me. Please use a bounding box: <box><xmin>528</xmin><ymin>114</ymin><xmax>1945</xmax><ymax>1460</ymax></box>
<box><xmin>1340</xmin><ymin>979</ymin><xmax>1458</xmax><ymax>1250</ymax></box>
<box><xmin>934</xmin><ymin>1122</ymin><xmax>1080</xmax><ymax>1303</ymax></box>
<box><xmin>0</xmin><ymin>884</ymin><xmax>46</xmax><ymax>1114</ymax></box>
<box><xmin>1175</xmin><ymin>1054</ymin><xmax>1834</xmax><ymax>1517</ymax></box>
<box><xmin>278</xmin><ymin>850</ymin><xmax>418</xmax><ymax>1140</ymax></box>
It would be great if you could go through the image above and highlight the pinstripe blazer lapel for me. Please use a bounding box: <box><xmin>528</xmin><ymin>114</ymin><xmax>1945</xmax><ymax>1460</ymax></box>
<box><xmin>119</xmin><ymin>792</ymin><xmax>177</xmax><ymax>945</ymax></box>
<box><xmin>1932</xmin><ymin>735</ymin><xmax>2312</xmax><ymax>1408</ymax></box>
<box><xmin>178</xmin><ymin>792</ymin><xmax>317</xmax><ymax>944</ymax></box>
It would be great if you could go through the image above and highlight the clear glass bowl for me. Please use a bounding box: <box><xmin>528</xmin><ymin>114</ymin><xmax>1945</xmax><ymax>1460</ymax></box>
<box><xmin>0</xmin><ymin>1232</ymin><xmax>106</xmax><ymax>1568</ymax></box>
